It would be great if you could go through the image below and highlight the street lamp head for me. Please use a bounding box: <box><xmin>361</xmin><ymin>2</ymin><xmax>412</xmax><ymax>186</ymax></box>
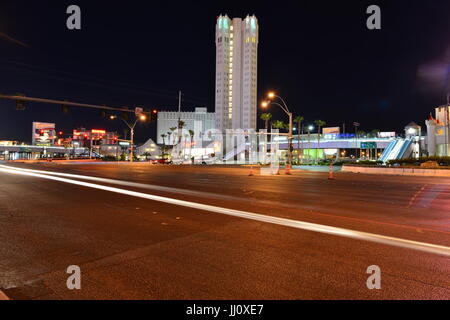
<box><xmin>109</xmin><ymin>115</ymin><xmax>117</xmax><ymax>120</ymax></box>
<box><xmin>308</xmin><ymin>125</ymin><xmax>314</xmax><ymax>131</ymax></box>
<box><xmin>267</xmin><ymin>92</ymin><xmax>275</xmax><ymax>99</ymax></box>
<box><xmin>261</xmin><ymin>101</ymin><xmax>269</xmax><ymax>108</ymax></box>
<box><xmin>139</xmin><ymin>114</ymin><xmax>147</xmax><ymax>121</ymax></box>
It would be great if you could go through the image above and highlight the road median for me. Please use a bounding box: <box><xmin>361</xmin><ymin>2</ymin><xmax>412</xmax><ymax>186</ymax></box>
<box><xmin>342</xmin><ymin>165</ymin><xmax>450</xmax><ymax>177</ymax></box>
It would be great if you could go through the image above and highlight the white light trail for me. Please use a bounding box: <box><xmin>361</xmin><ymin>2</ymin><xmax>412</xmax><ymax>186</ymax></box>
<box><xmin>0</xmin><ymin>165</ymin><xmax>248</xmax><ymax>203</ymax></box>
<box><xmin>1</xmin><ymin>165</ymin><xmax>450</xmax><ymax>257</ymax></box>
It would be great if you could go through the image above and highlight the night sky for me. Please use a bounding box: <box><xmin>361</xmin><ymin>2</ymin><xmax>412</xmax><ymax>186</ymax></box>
<box><xmin>1</xmin><ymin>0</ymin><xmax>449</xmax><ymax>143</ymax></box>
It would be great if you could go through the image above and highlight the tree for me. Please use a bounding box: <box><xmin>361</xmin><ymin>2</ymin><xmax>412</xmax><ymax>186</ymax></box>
<box><xmin>161</xmin><ymin>134</ymin><xmax>167</xmax><ymax>159</ymax></box>
<box><xmin>370</xmin><ymin>129</ymin><xmax>380</xmax><ymax>138</ymax></box>
<box><xmin>294</xmin><ymin>116</ymin><xmax>304</xmax><ymax>163</ymax></box>
<box><xmin>167</xmin><ymin>131</ymin><xmax>172</xmax><ymax>147</ymax></box>
<box><xmin>272</xmin><ymin>120</ymin><xmax>286</xmax><ymax>131</ymax></box>
<box><xmin>169</xmin><ymin>127</ymin><xmax>177</xmax><ymax>145</ymax></box>
<box><xmin>188</xmin><ymin>129</ymin><xmax>195</xmax><ymax>159</ymax></box>
<box><xmin>314</xmin><ymin>120</ymin><xmax>326</xmax><ymax>163</ymax></box>
<box><xmin>123</xmin><ymin>128</ymin><xmax>129</xmax><ymax>140</ymax></box>
<box><xmin>143</xmin><ymin>152</ymin><xmax>152</xmax><ymax>161</ymax></box>
<box><xmin>260</xmin><ymin>113</ymin><xmax>272</xmax><ymax>130</ymax></box>
<box><xmin>177</xmin><ymin>120</ymin><xmax>186</xmax><ymax>145</ymax></box>
<box><xmin>357</xmin><ymin>130</ymin><xmax>366</xmax><ymax>138</ymax></box>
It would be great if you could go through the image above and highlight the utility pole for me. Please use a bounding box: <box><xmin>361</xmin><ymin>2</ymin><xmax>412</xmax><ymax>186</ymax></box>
<box><xmin>177</xmin><ymin>90</ymin><xmax>182</xmax><ymax>145</ymax></box>
<box><xmin>178</xmin><ymin>90</ymin><xmax>182</xmax><ymax>115</ymax></box>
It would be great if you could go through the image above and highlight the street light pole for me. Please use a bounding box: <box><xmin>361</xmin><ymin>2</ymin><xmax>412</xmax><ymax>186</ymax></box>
<box><xmin>89</xmin><ymin>134</ymin><xmax>93</xmax><ymax>159</ymax></box>
<box><xmin>262</xmin><ymin>93</ymin><xmax>293</xmax><ymax>174</ymax></box>
<box><xmin>307</xmin><ymin>125</ymin><xmax>313</xmax><ymax>163</ymax></box>
<box><xmin>353</xmin><ymin>122</ymin><xmax>360</xmax><ymax>159</ymax></box>
<box><xmin>130</xmin><ymin>126</ymin><xmax>135</xmax><ymax>162</ymax></box>
<box><xmin>110</xmin><ymin>114</ymin><xmax>146</xmax><ymax>162</ymax></box>
<box><xmin>287</xmin><ymin>111</ymin><xmax>293</xmax><ymax>172</ymax></box>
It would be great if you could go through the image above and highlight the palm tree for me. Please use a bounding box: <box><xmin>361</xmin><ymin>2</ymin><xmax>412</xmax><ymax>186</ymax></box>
<box><xmin>294</xmin><ymin>116</ymin><xmax>304</xmax><ymax>163</ymax></box>
<box><xmin>314</xmin><ymin>120</ymin><xmax>326</xmax><ymax>163</ymax></box>
<box><xmin>167</xmin><ymin>131</ymin><xmax>172</xmax><ymax>147</ymax></box>
<box><xmin>169</xmin><ymin>127</ymin><xmax>177</xmax><ymax>145</ymax></box>
<box><xmin>143</xmin><ymin>152</ymin><xmax>151</xmax><ymax>161</ymax></box>
<box><xmin>272</xmin><ymin>120</ymin><xmax>286</xmax><ymax>131</ymax></box>
<box><xmin>161</xmin><ymin>134</ymin><xmax>167</xmax><ymax>159</ymax></box>
<box><xmin>357</xmin><ymin>130</ymin><xmax>366</xmax><ymax>139</ymax></box>
<box><xmin>177</xmin><ymin>120</ymin><xmax>186</xmax><ymax>144</ymax></box>
<box><xmin>260</xmin><ymin>113</ymin><xmax>272</xmax><ymax>130</ymax></box>
<box><xmin>123</xmin><ymin>128</ymin><xmax>129</xmax><ymax>140</ymax></box>
<box><xmin>188</xmin><ymin>129</ymin><xmax>195</xmax><ymax>159</ymax></box>
<box><xmin>370</xmin><ymin>129</ymin><xmax>380</xmax><ymax>138</ymax></box>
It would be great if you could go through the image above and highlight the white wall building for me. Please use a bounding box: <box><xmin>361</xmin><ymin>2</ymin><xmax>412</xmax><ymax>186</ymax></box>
<box><xmin>157</xmin><ymin>107</ymin><xmax>215</xmax><ymax>145</ymax></box>
<box><xmin>426</xmin><ymin>104</ymin><xmax>450</xmax><ymax>156</ymax></box>
<box><xmin>215</xmin><ymin>14</ymin><xmax>259</xmax><ymax>132</ymax></box>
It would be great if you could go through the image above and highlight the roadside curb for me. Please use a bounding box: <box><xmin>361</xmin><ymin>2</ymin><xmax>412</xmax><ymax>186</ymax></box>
<box><xmin>0</xmin><ymin>290</ymin><xmax>10</xmax><ymax>300</ymax></box>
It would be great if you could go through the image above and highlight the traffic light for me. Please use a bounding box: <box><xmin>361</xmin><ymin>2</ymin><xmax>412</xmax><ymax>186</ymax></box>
<box><xmin>121</xmin><ymin>111</ymin><xmax>129</xmax><ymax>121</ymax></box>
<box><xmin>62</xmin><ymin>104</ymin><xmax>69</xmax><ymax>114</ymax></box>
<box><xmin>16</xmin><ymin>99</ymin><xmax>25</xmax><ymax>111</ymax></box>
<box><xmin>150</xmin><ymin>109</ymin><xmax>158</xmax><ymax>121</ymax></box>
<box><xmin>100</xmin><ymin>110</ymin><xmax>106</xmax><ymax>118</ymax></box>
<box><xmin>15</xmin><ymin>93</ymin><xmax>26</xmax><ymax>111</ymax></box>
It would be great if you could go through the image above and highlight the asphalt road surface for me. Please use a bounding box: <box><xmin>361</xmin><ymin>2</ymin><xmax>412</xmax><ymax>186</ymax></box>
<box><xmin>0</xmin><ymin>162</ymin><xmax>449</xmax><ymax>300</ymax></box>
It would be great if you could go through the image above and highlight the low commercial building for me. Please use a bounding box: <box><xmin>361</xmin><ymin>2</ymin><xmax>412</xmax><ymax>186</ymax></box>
<box><xmin>72</xmin><ymin>128</ymin><xmax>119</xmax><ymax>157</ymax></box>
<box><xmin>72</xmin><ymin>128</ymin><xmax>118</xmax><ymax>148</ymax></box>
<box><xmin>0</xmin><ymin>144</ymin><xmax>87</xmax><ymax>160</ymax></box>
<box><xmin>136</xmin><ymin>138</ymin><xmax>161</xmax><ymax>160</ymax></box>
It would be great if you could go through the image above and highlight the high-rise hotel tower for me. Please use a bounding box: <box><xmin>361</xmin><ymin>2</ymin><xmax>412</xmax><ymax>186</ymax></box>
<box><xmin>215</xmin><ymin>14</ymin><xmax>259</xmax><ymax>132</ymax></box>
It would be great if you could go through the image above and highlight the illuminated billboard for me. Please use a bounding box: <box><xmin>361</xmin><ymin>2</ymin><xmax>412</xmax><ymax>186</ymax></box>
<box><xmin>32</xmin><ymin>122</ymin><xmax>56</xmax><ymax>146</ymax></box>
<box><xmin>378</xmin><ymin>132</ymin><xmax>396</xmax><ymax>138</ymax></box>
<box><xmin>322</xmin><ymin>127</ymin><xmax>340</xmax><ymax>134</ymax></box>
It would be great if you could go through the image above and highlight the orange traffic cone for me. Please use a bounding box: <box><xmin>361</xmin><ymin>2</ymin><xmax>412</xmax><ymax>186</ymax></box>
<box><xmin>328</xmin><ymin>162</ymin><xmax>334</xmax><ymax>180</ymax></box>
<box><xmin>285</xmin><ymin>163</ymin><xmax>292</xmax><ymax>175</ymax></box>
<box><xmin>249</xmin><ymin>165</ymin><xmax>254</xmax><ymax>176</ymax></box>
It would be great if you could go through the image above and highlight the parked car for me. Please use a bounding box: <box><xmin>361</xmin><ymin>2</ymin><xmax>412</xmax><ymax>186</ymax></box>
<box><xmin>152</xmin><ymin>159</ymin><xmax>172</xmax><ymax>164</ymax></box>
